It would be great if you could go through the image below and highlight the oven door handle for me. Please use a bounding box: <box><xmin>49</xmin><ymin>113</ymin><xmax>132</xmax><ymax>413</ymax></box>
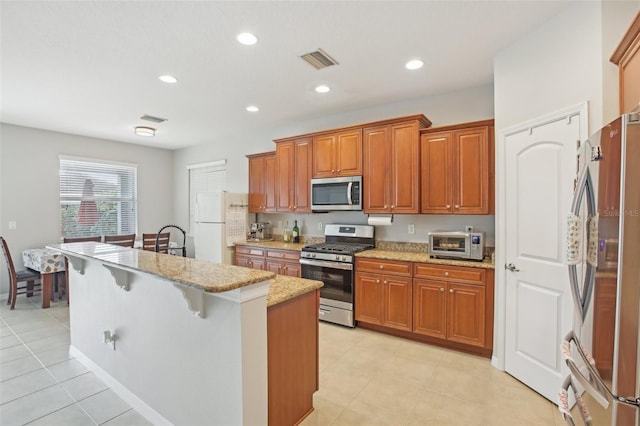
<box><xmin>300</xmin><ymin>258</ymin><xmax>353</xmax><ymax>271</ymax></box>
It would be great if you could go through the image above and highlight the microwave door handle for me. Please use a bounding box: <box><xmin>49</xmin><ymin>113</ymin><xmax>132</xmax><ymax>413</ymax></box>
<box><xmin>347</xmin><ymin>182</ymin><xmax>353</xmax><ymax>205</ymax></box>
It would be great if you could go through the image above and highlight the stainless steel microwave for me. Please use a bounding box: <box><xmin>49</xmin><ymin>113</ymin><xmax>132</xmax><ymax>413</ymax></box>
<box><xmin>428</xmin><ymin>231</ymin><xmax>485</xmax><ymax>261</ymax></box>
<box><xmin>311</xmin><ymin>176</ymin><xmax>362</xmax><ymax>211</ymax></box>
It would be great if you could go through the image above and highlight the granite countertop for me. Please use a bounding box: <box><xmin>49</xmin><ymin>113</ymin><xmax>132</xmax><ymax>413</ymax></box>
<box><xmin>356</xmin><ymin>249</ymin><xmax>495</xmax><ymax>269</ymax></box>
<box><xmin>267</xmin><ymin>275</ymin><xmax>323</xmax><ymax>307</ymax></box>
<box><xmin>48</xmin><ymin>242</ymin><xmax>276</xmax><ymax>293</ymax></box>
<box><xmin>235</xmin><ymin>240</ymin><xmax>307</xmax><ymax>251</ymax></box>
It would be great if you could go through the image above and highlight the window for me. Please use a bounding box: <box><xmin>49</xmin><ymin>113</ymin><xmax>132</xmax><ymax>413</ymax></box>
<box><xmin>188</xmin><ymin>160</ymin><xmax>226</xmax><ymax>234</ymax></box>
<box><xmin>59</xmin><ymin>156</ymin><xmax>138</xmax><ymax>239</ymax></box>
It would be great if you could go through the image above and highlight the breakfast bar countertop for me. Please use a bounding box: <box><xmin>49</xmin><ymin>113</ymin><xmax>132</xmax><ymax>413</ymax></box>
<box><xmin>267</xmin><ymin>275</ymin><xmax>323</xmax><ymax>307</ymax></box>
<box><xmin>48</xmin><ymin>242</ymin><xmax>276</xmax><ymax>293</ymax></box>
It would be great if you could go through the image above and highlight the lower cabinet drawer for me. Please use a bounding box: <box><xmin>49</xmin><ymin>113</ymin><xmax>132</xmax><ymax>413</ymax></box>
<box><xmin>413</xmin><ymin>264</ymin><xmax>485</xmax><ymax>284</ymax></box>
<box><xmin>356</xmin><ymin>258</ymin><xmax>412</xmax><ymax>276</ymax></box>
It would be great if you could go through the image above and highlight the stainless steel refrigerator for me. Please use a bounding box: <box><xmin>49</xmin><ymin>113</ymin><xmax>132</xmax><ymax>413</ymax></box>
<box><xmin>560</xmin><ymin>112</ymin><xmax>640</xmax><ymax>425</ymax></box>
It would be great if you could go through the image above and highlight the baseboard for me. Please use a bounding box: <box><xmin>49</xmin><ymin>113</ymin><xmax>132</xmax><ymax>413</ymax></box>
<box><xmin>69</xmin><ymin>345</ymin><xmax>172</xmax><ymax>426</ymax></box>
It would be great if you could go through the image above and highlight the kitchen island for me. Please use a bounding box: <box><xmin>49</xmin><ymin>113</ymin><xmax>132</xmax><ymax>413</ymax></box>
<box><xmin>48</xmin><ymin>242</ymin><xmax>322</xmax><ymax>426</ymax></box>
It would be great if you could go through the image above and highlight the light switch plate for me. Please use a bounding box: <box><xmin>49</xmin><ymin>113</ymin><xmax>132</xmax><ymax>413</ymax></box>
<box><xmin>8</xmin><ymin>221</ymin><xmax>16</xmax><ymax>230</ymax></box>
<box><xmin>408</xmin><ymin>224</ymin><xmax>415</xmax><ymax>234</ymax></box>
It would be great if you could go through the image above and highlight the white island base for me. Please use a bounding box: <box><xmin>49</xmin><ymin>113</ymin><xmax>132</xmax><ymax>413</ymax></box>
<box><xmin>57</xmin><ymin>244</ymin><xmax>273</xmax><ymax>426</ymax></box>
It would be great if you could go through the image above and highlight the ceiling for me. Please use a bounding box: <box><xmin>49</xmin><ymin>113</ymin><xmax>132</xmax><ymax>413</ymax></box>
<box><xmin>1</xmin><ymin>1</ymin><xmax>572</xmax><ymax>150</ymax></box>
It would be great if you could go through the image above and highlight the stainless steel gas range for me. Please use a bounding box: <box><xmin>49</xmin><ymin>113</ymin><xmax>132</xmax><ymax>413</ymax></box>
<box><xmin>300</xmin><ymin>224</ymin><xmax>374</xmax><ymax>327</ymax></box>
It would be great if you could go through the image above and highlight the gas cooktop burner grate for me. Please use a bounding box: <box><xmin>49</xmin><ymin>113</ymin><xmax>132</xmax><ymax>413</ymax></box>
<box><xmin>302</xmin><ymin>242</ymin><xmax>373</xmax><ymax>255</ymax></box>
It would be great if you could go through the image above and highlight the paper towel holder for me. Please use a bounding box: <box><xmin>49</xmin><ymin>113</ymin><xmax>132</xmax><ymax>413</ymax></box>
<box><xmin>367</xmin><ymin>214</ymin><xmax>394</xmax><ymax>226</ymax></box>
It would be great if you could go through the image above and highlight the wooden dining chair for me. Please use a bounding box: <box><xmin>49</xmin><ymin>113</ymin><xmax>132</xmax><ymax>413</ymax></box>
<box><xmin>104</xmin><ymin>234</ymin><xmax>136</xmax><ymax>248</ymax></box>
<box><xmin>142</xmin><ymin>233</ymin><xmax>170</xmax><ymax>253</ymax></box>
<box><xmin>62</xmin><ymin>236</ymin><xmax>102</xmax><ymax>304</ymax></box>
<box><xmin>1</xmin><ymin>237</ymin><xmax>42</xmax><ymax>310</ymax></box>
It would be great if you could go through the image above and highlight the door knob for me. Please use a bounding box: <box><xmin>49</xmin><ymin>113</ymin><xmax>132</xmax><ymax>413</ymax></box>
<box><xmin>505</xmin><ymin>263</ymin><xmax>520</xmax><ymax>272</ymax></box>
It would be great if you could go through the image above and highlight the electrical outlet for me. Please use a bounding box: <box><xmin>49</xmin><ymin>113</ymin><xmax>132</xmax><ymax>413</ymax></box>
<box><xmin>408</xmin><ymin>224</ymin><xmax>415</xmax><ymax>234</ymax></box>
<box><xmin>8</xmin><ymin>221</ymin><xmax>16</xmax><ymax>230</ymax></box>
<box><xmin>317</xmin><ymin>222</ymin><xmax>324</xmax><ymax>231</ymax></box>
<box><xmin>465</xmin><ymin>225</ymin><xmax>474</xmax><ymax>232</ymax></box>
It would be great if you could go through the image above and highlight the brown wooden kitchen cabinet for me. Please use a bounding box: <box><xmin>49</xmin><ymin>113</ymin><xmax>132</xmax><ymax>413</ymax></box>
<box><xmin>266</xmin><ymin>249</ymin><xmax>301</xmax><ymax>277</ymax></box>
<box><xmin>247</xmin><ymin>152</ymin><xmax>277</xmax><ymax>213</ymax></box>
<box><xmin>363</xmin><ymin>116</ymin><xmax>431</xmax><ymax>214</ymax></box>
<box><xmin>355</xmin><ymin>258</ymin><xmax>412</xmax><ymax>331</ymax></box>
<box><xmin>611</xmin><ymin>11</ymin><xmax>640</xmax><ymax>114</ymax></box>
<box><xmin>274</xmin><ymin>137</ymin><xmax>312</xmax><ymax>213</ymax></box>
<box><xmin>420</xmin><ymin>120</ymin><xmax>494</xmax><ymax>215</ymax></box>
<box><xmin>413</xmin><ymin>264</ymin><xmax>488</xmax><ymax>348</ymax></box>
<box><xmin>312</xmin><ymin>129</ymin><xmax>362</xmax><ymax>178</ymax></box>
<box><xmin>234</xmin><ymin>246</ymin><xmax>267</xmax><ymax>271</ymax></box>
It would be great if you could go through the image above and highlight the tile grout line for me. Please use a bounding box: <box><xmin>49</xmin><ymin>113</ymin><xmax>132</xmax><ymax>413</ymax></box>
<box><xmin>1</xmin><ymin>298</ymin><xmax>100</xmax><ymax>426</ymax></box>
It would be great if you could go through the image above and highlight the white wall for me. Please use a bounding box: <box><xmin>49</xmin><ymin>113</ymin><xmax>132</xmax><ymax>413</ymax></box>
<box><xmin>172</xmin><ymin>84</ymin><xmax>496</xmax><ymax>244</ymax></box>
<box><xmin>0</xmin><ymin>124</ymin><xmax>174</xmax><ymax>294</ymax></box>
<box><xmin>492</xmin><ymin>0</ymin><xmax>639</xmax><ymax>369</ymax></box>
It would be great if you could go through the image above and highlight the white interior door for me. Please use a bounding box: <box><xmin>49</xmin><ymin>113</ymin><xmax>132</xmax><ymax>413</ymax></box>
<box><xmin>504</xmin><ymin>115</ymin><xmax>580</xmax><ymax>402</ymax></box>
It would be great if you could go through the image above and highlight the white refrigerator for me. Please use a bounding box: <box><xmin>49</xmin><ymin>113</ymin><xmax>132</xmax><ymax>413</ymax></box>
<box><xmin>193</xmin><ymin>191</ymin><xmax>248</xmax><ymax>264</ymax></box>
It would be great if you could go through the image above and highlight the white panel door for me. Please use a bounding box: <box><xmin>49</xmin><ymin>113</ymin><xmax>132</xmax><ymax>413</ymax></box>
<box><xmin>504</xmin><ymin>116</ymin><xmax>579</xmax><ymax>402</ymax></box>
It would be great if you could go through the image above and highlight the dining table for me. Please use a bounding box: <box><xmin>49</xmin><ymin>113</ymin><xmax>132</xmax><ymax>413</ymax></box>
<box><xmin>22</xmin><ymin>247</ymin><xmax>66</xmax><ymax>308</ymax></box>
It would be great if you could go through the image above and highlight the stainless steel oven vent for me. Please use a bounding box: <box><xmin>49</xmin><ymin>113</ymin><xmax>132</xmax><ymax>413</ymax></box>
<box><xmin>300</xmin><ymin>49</ymin><xmax>339</xmax><ymax>70</ymax></box>
<box><xmin>140</xmin><ymin>114</ymin><xmax>167</xmax><ymax>123</ymax></box>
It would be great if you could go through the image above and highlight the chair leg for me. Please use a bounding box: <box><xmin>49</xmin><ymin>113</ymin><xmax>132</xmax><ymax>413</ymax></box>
<box><xmin>10</xmin><ymin>283</ymin><xmax>17</xmax><ymax>310</ymax></box>
<box><xmin>27</xmin><ymin>280</ymin><xmax>34</xmax><ymax>297</ymax></box>
<box><xmin>6</xmin><ymin>284</ymin><xmax>11</xmax><ymax>305</ymax></box>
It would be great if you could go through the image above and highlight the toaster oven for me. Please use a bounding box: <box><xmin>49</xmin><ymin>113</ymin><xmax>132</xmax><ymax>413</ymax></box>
<box><xmin>428</xmin><ymin>231</ymin><xmax>485</xmax><ymax>261</ymax></box>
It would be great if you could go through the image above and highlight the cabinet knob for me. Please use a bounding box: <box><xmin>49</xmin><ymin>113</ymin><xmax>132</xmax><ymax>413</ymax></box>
<box><xmin>294</xmin><ymin>205</ymin><xmax>297</xmax><ymax>208</ymax></box>
<box><xmin>444</xmin><ymin>272</ymin><xmax>449</xmax><ymax>276</ymax></box>
<box><xmin>376</xmin><ymin>279</ymin><xmax>380</xmax><ymax>284</ymax></box>
<box><xmin>391</xmin><ymin>205</ymin><xmax>395</xmax><ymax>209</ymax></box>
<box><xmin>446</xmin><ymin>205</ymin><xmax>451</xmax><ymax>208</ymax></box>
<box><xmin>384</xmin><ymin>205</ymin><xmax>388</xmax><ymax>209</ymax></box>
<box><xmin>449</xmin><ymin>289</ymin><xmax>454</xmax><ymax>293</ymax></box>
<box><xmin>455</xmin><ymin>205</ymin><xmax>460</xmax><ymax>209</ymax></box>
<box><xmin>379</xmin><ymin>265</ymin><xmax>384</xmax><ymax>269</ymax></box>
<box><xmin>440</xmin><ymin>288</ymin><xmax>445</xmax><ymax>292</ymax></box>
<box><xmin>331</xmin><ymin>169</ymin><xmax>335</xmax><ymax>173</ymax></box>
<box><xmin>384</xmin><ymin>280</ymin><xmax>388</xmax><ymax>284</ymax></box>
<box><xmin>337</xmin><ymin>169</ymin><xmax>341</xmax><ymax>172</ymax></box>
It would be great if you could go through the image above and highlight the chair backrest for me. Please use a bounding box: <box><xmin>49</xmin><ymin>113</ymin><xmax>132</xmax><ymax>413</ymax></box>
<box><xmin>0</xmin><ymin>237</ymin><xmax>17</xmax><ymax>285</ymax></box>
<box><xmin>104</xmin><ymin>234</ymin><xmax>135</xmax><ymax>248</ymax></box>
<box><xmin>142</xmin><ymin>233</ymin><xmax>170</xmax><ymax>253</ymax></box>
<box><xmin>63</xmin><ymin>236</ymin><xmax>102</xmax><ymax>243</ymax></box>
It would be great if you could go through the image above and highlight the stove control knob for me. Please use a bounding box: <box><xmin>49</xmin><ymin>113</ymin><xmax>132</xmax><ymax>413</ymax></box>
<box><xmin>335</xmin><ymin>255</ymin><xmax>340</xmax><ymax>261</ymax></box>
<box><xmin>312</xmin><ymin>253</ymin><xmax>316</xmax><ymax>258</ymax></box>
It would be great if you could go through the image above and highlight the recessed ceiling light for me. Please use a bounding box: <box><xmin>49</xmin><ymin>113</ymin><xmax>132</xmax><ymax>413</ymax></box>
<box><xmin>237</xmin><ymin>32</ymin><xmax>258</xmax><ymax>46</ymax></box>
<box><xmin>134</xmin><ymin>126</ymin><xmax>155</xmax><ymax>137</ymax></box>
<box><xmin>158</xmin><ymin>75</ymin><xmax>178</xmax><ymax>84</ymax></box>
<box><xmin>246</xmin><ymin>105</ymin><xmax>259</xmax><ymax>112</ymax></box>
<box><xmin>315</xmin><ymin>85</ymin><xmax>330</xmax><ymax>93</ymax></box>
<box><xmin>405</xmin><ymin>59</ymin><xmax>424</xmax><ymax>70</ymax></box>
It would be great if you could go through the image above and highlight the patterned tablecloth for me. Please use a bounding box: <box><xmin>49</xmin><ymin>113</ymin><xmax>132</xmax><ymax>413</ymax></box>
<box><xmin>22</xmin><ymin>248</ymin><xmax>66</xmax><ymax>273</ymax></box>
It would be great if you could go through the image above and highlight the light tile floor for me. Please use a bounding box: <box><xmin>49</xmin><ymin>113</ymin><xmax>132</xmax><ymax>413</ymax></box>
<box><xmin>2</xmin><ymin>295</ymin><xmax>566</xmax><ymax>426</ymax></box>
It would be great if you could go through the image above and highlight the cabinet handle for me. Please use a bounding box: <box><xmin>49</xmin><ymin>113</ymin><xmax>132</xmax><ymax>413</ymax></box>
<box><xmin>449</xmin><ymin>289</ymin><xmax>454</xmax><ymax>293</ymax></box>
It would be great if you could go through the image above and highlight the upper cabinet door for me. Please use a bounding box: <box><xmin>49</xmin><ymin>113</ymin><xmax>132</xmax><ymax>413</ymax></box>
<box><xmin>248</xmin><ymin>155</ymin><xmax>266</xmax><ymax>213</ymax></box>
<box><xmin>275</xmin><ymin>141</ymin><xmax>295</xmax><ymax>212</ymax></box>
<box><xmin>420</xmin><ymin>131</ymin><xmax>453</xmax><ymax>214</ymax></box>
<box><xmin>312</xmin><ymin>134</ymin><xmax>335</xmax><ymax>178</ymax></box>
<box><xmin>294</xmin><ymin>138</ymin><xmax>312</xmax><ymax>213</ymax></box>
<box><xmin>389</xmin><ymin>122</ymin><xmax>420</xmax><ymax>214</ymax></box>
<box><xmin>335</xmin><ymin>130</ymin><xmax>363</xmax><ymax>176</ymax></box>
<box><xmin>363</xmin><ymin>125</ymin><xmax>390</xmax><ymax>213</ymax></box>
<box><xmin>453</xmin><ymin>127</ymin><xmax>489</xmax><ymax>214</ymax></box>
<box><xmin>264</xmin><ymin>154</ymin><xmax>278</xmax><ymax>212</ymax></box>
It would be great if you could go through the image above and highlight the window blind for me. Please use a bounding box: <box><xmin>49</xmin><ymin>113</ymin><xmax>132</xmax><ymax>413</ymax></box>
<box><xmin>188</xmin><ymin>161</ymin><xmax>226</xmax><ymax>234</ymax></box>
<box><xmin>59</xmin><ymin>157</ymin><xmax>138</xmax><ymax>239</ymax></box>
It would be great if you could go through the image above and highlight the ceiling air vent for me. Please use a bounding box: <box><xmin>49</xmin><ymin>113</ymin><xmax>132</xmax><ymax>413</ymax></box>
<box><xmin>300</xmin><ymin>49</ymin><xmax>339</xmax><ymax>70</ymax></box>
<box><xmin>140</xmin><ymin>114</ymin><xmax>167</xmax><ymax>123</ymax></box>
